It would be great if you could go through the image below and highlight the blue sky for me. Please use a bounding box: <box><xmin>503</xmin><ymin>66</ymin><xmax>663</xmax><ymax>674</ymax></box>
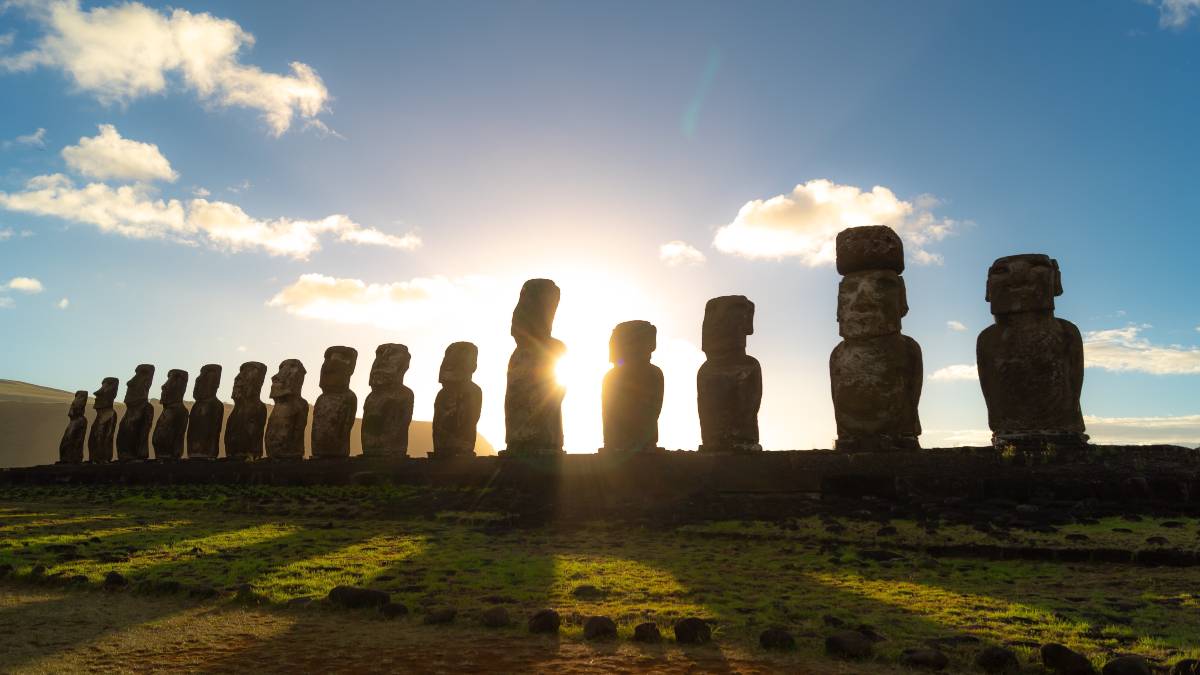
<box><xmin>1</xmin><ymin>0</ymin><xmax>1198</xmax><ymax>450</ymax></box>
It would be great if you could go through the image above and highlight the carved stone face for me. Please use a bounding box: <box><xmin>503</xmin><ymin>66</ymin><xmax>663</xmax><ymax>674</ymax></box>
<box><xmin>68</xmin><ymin>391</ymin><xmax>87</xmax><ymax>418</ymax></box>
<box><xmin>124</xmin><ymin>364</ymin><xmax>155</xmax><ymax>402</ymax></box>
<box><xmin>511</xmin><ymin>279</ymin><xmax>560</xmax><ymax>343</ymax></box>
<box><xmin>370</xmin><ymin>343</ymin><xmax>410</xmax><ymax>390</ymax></box>
<box><xmin>193</xmin><ymin>364</ymin><xmax>221</xmax><ymax>400</ymax></box>
<box><xmin>701</xmin><ymin>295</ymin><xmax>754</xmax><ymax>357</ymax></box>
<box><xmin>270</xmin><ymin>359</ymin><xmax>306</xmax><ymax>399</ymax></box>
<box><xmin>439</xmin><ymin>342</ymin><xmax>478</xmax><ymax>384</ymax></box>
<box><xmin>232</xmin><ymin>362</ymin><xmax>267</xmax><ymax>401</ymax></box>
<box><xmin>94</xmin><ymin>378</ymin><xmax>118</xmax><ymax>407</ymax></box>
<box><xmin>837</xmin><ymin>270</ymin><xmax>907</xmax><ymax>339</ymax></box>
<box><xmin>161</xmin><ymin>369</ymin><xmax>188</xmax><ymax>405</ymax></box>
<box><xmin>320</xmin><ymin>347</ymin><xmax>357</xmax><ymax>391</ymax></box>
<box><xmin>610</xmin><ymin>320</ymin><xmax>656</xmax><ymax>365</ymax></box>
<box><xmin>986</xmin><ymin>254</ymin><xmax>1062</xmax><ymax>315</ymax></box>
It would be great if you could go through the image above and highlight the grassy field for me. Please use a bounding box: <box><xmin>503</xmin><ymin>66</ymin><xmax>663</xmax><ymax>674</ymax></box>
<box><xmin>1</xmin><ymin>485</ymin><xmax>1198</xmax><ymax>673</ymax></box>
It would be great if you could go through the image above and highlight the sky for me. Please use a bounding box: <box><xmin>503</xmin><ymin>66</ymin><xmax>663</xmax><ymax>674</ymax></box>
<box><xmin>1</xmin><ymin>0</ymin><xmax>1198</xmax><ymax>452</ymax></box>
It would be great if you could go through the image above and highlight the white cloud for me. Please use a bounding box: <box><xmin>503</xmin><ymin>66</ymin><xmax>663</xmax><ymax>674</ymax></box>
<box><xmin>1155</xmin><ymin>0</ymin><xmax>1200</xmax><ymax>28</ymax></box>
<box><xmin>227</xmin><ymin>179</ymin><xmax>251</xmax><ymax>194</ymax></box>
<box><xmin>3</xmin><ymin>127</ymin><xmax>47</xmax><ymax>149</ymax></box>
<box><xmin>0</xmin><ymin>297</ymin><xmax>13</xmax><ymax>309</ymax></box>
<box><xmin>0</xmin><ymin>1</ymin><xmax>330</xmax><ymax>136</ymax></box>
<box><xmin>7</xmin><ymin>277</ymin><xmax>44</xmax><ymax>293</ymax></box>
<box><xmin>191</xmin><ymin>187</ymin><xmax>210</xmax><ymax>197</ymax></box>
<box><xmin>659</xmin><ymin>240</ymin><xmax>706</xmax><ymax>267</ymax></box>
<box><xmin>930</xmin><ymin>364</ymin><xmax>978</xmax><ymax>382</ymax></box>
<box><xmin>0</xmin><ymin>228</ymin><xmax>11</xmax><ymax>241</ymax></box>
<box><xmin>1084</xmin><ymin>325</ymin><xmax>1200</xmax><ymax>375</ymax></box>
<box><xmin>56</xmin><ymin>297</ymin><xmax>69</xmax><ymax>309</ymax></box>
<box><xmin>62</xmin><ymin>124</ymin><xmax>177</xmax><ymax>182</ymax></box>
<box><xmin>1085</xmin><ymin>413</ymin><xmax>1200</xmax><ymax>447</ymax></box>
<box><xmin>267</xmin><ymin>274</ymin><xmax>491</xmax><ymax>328</ymax></box>
<box><xmin>713</xmin><ymin>179</ymin><xmax>960</xmax><ymax>266</ymax></box>
<box><xmin>947</xmin><ymin>320</ymin><xmax>967</xmax><ymax>332</ymax></box>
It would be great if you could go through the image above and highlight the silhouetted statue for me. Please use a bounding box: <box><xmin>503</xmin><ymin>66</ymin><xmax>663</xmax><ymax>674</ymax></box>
<box><xmin>87</xmin><ymin>378</ymin><xmax>118</xmax><ymax>463</ymax></box>
<box><xmin>58</xmin><ymin>390</ymin><xmax>88</xmax><ymax>464</ymax></box>
<box><xmin>225</xmin><ymin>361</ymin><xmax>268</xmax><ymax>460</ymax></box>
<box><xmin>503</xmin><ymin>279</ymin><xmax>566</xmax><ymax>456</ymax></box>
<box><xmin>312</xmin><ymin>346</ymin><xmax>358</xmax><ymax>459</ymax></box>
<box><xmin>116</xmin><ymin>364</ymin><xmax>155</xmax><ymax>461</ymax></box>
<box><xmin>697</xmin><ymin>296</ymin><xmax>762</xmax><ymax>453</ymax></box>
<box><xmin>977</xmin><ymin>254</ymin><xmax>1087</xmax><ymax>451</ymax></box>
<box><xmin>186</xmin><ymin>364</ymin><xmax>223</xmax><ymax>459</ymax></box>
<box><xmin>362</xmin><ymin>343</ymin><xmax>414</xmax><ymax>457</ymax></box>
<box><xmin>431</xmin><ymin>342</ymin><xmax>482</xmax><ymax>459</ymax></box>
<box><xmin>265</xmin><ymin>359</ymin><xmax>308</xmax><ymax>460</ymax></box>
<box><xmin>152</xmin><ymin>369</ymin><xmax>189</xmax><ymax>460</ymax></box>
<box><xmin>601</xmin><ymin>321</ymin><xmax>664</xmax><ymax>453</ymax></box>
<box><xmin>830</xmin><ymin>226</ymin><xmax>922</xmax><ymax>452</ymax></box>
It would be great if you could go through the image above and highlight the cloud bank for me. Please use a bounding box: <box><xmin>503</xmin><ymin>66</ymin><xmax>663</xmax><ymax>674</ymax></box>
<box><xmin>1083</xmin><ymin>325</ymin><xmax>1200</xmax><ymax>375</ymax></box>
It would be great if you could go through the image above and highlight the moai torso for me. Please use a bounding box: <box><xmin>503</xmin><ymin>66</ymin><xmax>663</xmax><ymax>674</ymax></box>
<box><xmin>58</xmin><ymin>390</ymin><xmax>88</xmax><ymax>464</ymax></box>
<box><xmin>152</xmin><ymin>369</ymin><xmax>189</xmax><ymax>460</ymax></box>
<box><xmin>697</xmin><ymin>296</ymin><xmax>762</xmax><ymax>453</ymax></box>
<box><xmin>503</xmin><ymin>279</ymin><xmax>566</xmax><ymax>455</ymax></box>
<box><xmin>225</xmin><ymin>362</ymin><xmax>268</xmax><ymax>460</ymax></box>
<box><xmin>362</xmin><ymin>344</ymin><xmax>414</xmax><ymax>457</ymax></box>
<box><xmin>116</xmin><ymin>364</ymin><xmax>155</xmax><ymax>461</ymax></box>
<box><xmin>265</xmin><ymin>359</ymin><xmax>308</xmax><ymax>460</ymax></box>
<box><xmin>187</xmin><ymin>364</ymin><xmax>223</xmax><ymax>459</ymax></box>
<box><xmin>602</xmin><ymin>321</ymin><xmax>664</xmax><ymax>453</ymax></box>
<box><xmin>312</xmin><ymin>347</ymin><xmax>358</xmax><ymax>459</ymax></box>
<box><xmin>88</xmin><ymin>378</ymin><xmax>118</xmax><ymax>463</ymax></box>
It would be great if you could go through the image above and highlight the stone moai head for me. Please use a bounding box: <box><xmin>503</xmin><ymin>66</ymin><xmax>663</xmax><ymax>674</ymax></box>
<box><xmin>511</xmin><ymin>279</ymin><xmax>560</xmax><ymax>344</ymax></box>
<box><xmin>193</xmin><ymin>364</ymin><xmax>221</xmax><ymax>401</ymax></box>
<box><xmin>837</xmin><ymin>271</ymin><xmax>908</xmax><ymax>339</ymax></box>
<box><xmin>68</xmin><ymin>390</ymin><xmax>87</xmax><ymax>418</ymax></box>
<box><xmin>835</xmin><ymin>225</ymin><xmax>905</xmax><ymax>276</ymax></box>
<box><xmin>270</xmin><ymin>359</ymin><xmax>306</xmax><ymax>400</ymax></box>
<box><xmin>610</xmin><ymin>320</ymin><xmax>656</xmax><ymax>366</ymax></box>
<box><xmin>161</xmin><ymin>369</ymin><xmax>189</xmax><ymax>405</ymax></box>
<box><xmin>369</xmin><ymin>343</ymin><xmax>410</xmax><ymax>391</ymax></box>
<box><xmin>319</xmin><ymin>346</ymin><xmax>357</xmax><ymax>392</ymax></box>
<box><xmin>94</xmin><ymin>378</ymin><xmax>118</xmax><ymax>408</ymax></box>
<box><xmin>124</xmin><ymin>364</ymin><xmax>155</xmax><ymax>403</ymax></box>
<box><xmin>986</xmin><ymin>253</ymin><xmax>1062</xmax><ymax>315</ymax></box>
<box><xmin>232</xmin><ymin>361</ymin><xmax>267</xmax><ymax>401</ymax></box>
<box><xmin>439</xmin><ymin>342</ymin><xmax>478</xmax><ymax>384</ymax></box>
<box><xmin>701</xmin><ymin>295</ymin><xmax>754</xmax><ymax>358</ymax></box>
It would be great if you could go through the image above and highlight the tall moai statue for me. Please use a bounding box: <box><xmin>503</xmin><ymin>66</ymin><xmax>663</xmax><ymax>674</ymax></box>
<box><xmin>601</xmin><ymin>321</ymin><xmax>664</xmax><ymax>453</ymax></box>
<box><xmin>87</xmin><ymin>378</ymin><xmax>118</xmax><ymax>463</ymax></box>
<box><xmin>829</xmin><ymin>226</ymin><xmax>923</xmax><ymax>452</ymax></box>
<box><xmin>58</xmin><ymin>390</ymin><xmax>89</xmax><ymax>464</ymax></box>
<box><xmin>362</xmin><ymin>343</ymin><xmax>414</xmax><ymax>458</ymax></box>
<box><xmin>977</xmin><ymin>254</ymin><xmax>1087</xmax><ymax>451</ymax></box>
<box><xmin>697</xmin><ymin>296</ymin><xmax>762</xmax><ymax>453</ymax></box>
<box><xmin>312</xmin><ymin>347</ymin><xmax>358</xmax><ymax>459</ymax></box>
<box><xmin>187</xmin><ymin>364</ymin><xmax>223</xmax><ymax>459</ymax></box>
<box><xmin>265</xmin><ymin>359</ymin><xmax>308</xmax><ymax>460</ymax></box>
<box><xmin>503</xmin><ymin>279</ymin><xmax>566</xmax><ymax>456</ymax></box>
<box><xmin>116</xmin><ymin>364</ymin><xmax>155</xmax><ymax>461</ymax></box>
<box><xmin>225</xmin><ymin>361</ymin><xmax>268</xmax><ymax>460</ymax></box>
<box><xmin>152</xmin><ymin>369</ymin><xmax>189</xmax><ymax>460</ymax></box>
<box><xmin>431</xmin><ymin>342</ymin><xmax>482</xmax><ymax>459</ymax></box>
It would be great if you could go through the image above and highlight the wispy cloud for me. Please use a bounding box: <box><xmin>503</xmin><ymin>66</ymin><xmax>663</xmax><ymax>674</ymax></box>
<box><xmin>2</xmin><ymin>127</ymin><xmax>47</xmax><ymax>149</ymax></box>
<box><xmin>930</xmin><ymin>364</ymin><xmax>978</xmax><ymax>382</ymax></box>
<box><xmin>6</xmin><ymin>277</ymin><xmax>44</xmax><ymax>293</ymax></box>
<box><xmin>1153</xmin><ymin>0</ymin><xmax>1200</xmax><ymax>28</ymax></box>
<box><xmin>1085</xmin><ymin>413</ymin><xmax>1200</xmax><ymax>447</ymax></box>
<box><xmin>1083</xmin><ymin>325</ymin><xmax>1200</xmax><ymax>375</ymax></box>
<box><xmin>947</xmin><ymin>320</ymin><xmax>967</xmax><ymax>332</ymax></box>
<box><xmin>659</xmin><ymin>240</ymin><xmax>706</xmax><ymax>267</ymax></box>
<box><xmin>56</xmin><ymin>297</ymin><xmax>69</xmax><ymax>309</ymax></box>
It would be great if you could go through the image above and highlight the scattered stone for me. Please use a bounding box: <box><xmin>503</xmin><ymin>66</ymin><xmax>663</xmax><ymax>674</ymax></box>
<box><xmin>825</xmin><ymin>630</ymin><xmax>874</xmax><ymax>660</ymax></box>
<box><xmin>1171</xmin><ymin>659</ymin><xmax>1200</xmax><ymax>675</ymax></box>
<box><xmin>528</xmin><ymin>608</ymin><xmax>561</xmax><ymax>634</ymax></box>
<box><xmin>975</xmin><ymin>646</ymin><xmax>1020</xmax><ymax>674</ymax></box>
<box><xmin>286</xmin><ymin>597</ymin><xmax>314</xmax><ymax>609</ymax></box>
<box><xmin>30</xmin><ymin>564</ymin><xmax>46</xmax><ymax>577</ymax></box>
<box><xmin>1146</xmin><ymin>536</ymin><xmax>1169</xmax><ymax>546</ymax></box>
<box><xmin>1161</xmin><ymin>521</ymin><xmax>1185</xmax><ymax>529</ymax></box>
<box><xmin>380</xmin><ymin>602</ymin><xmax>408</xmax><ymax>619</ymax></box>
<box><xmin>822</xmin><ymin>615</ymin><xmax>845</xmax><ymax>628</ymax></box>
<box><xmin>759</xmin><ymin>627</ymin><xmax>796</xmax><ymax>650</ymax></box>
<box><xmin>571</xmin><ymin>584</ymin><xmax>606</xmax><ymax>599</ymax></box>
<box><xmin>327</xmin><ymin>585</ymin><xmax>390</xmax><ymax>609</ymax></box>
<box><xmin>632</xmin><ymin>622</ymin><xmax>662</xmax><ymax>643</ymax></box>
<box><xmin>855</xmin><ymin>624</ymin><xmax>887</xmax><ymax>643</ymax></box>
<box><xmin>1041</xmin><ymin>643</ymin><xmax>1097</xmax><ymax>675</ymax></box>
<box><xmin>1101</xmin><ymin>655</ymin><xmax>1151</xmax><ymax>675</ymax></box>
<box><xmin>583</xmin><ymin>616</ymin><xmax>617</xmax><ymax>640</ymax></box>
<box><xmin>480</xmin><ymin>606</ymin><xmax>511</xmax><ymax>628</ymax></box>
<box><xmin>102</xmin><ymin>571</ymin><xmax>127</xmax><ymax>589</ymax></box>
<box><xmin>423</xmin><ymin>608</ymin><xmax>457</xmax><ymax>625</ymax></box>
<box><xmin>674</xmin><ymin>617</ymin><xmax>712</xmax><ymax>645</ymax></box>
<box><xmin>697</xmin><ymin>295</ymin><xmax>762</xmax><ymax>453</ymax></box>
<box><xmin>901</xmin><ymin>648</ymin><xmax>949</xmax><ymax>670</ymax></box>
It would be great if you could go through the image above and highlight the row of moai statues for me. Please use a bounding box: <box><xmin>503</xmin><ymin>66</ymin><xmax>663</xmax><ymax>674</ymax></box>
<box><xmin>58</xmin><ymin>343</ymin><xmax>484</xmax><ymax>463</ymax></box>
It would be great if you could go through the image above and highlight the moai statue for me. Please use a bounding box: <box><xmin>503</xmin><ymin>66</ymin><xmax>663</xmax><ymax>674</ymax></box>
<box><xmin>87</xmin><ymin>378</ymin><xmax>118</xmax><ymax>463</ymax></box>
<box><xmin>697</xmin><ymin>296</ymin><xmax>762</xmax><ymax>453</ymax></box>
<box><xmin>187</xmin><ymin>364</ymin><xmax>223</xmax><ymax>459</ymax></box>
<box><xmin>151</xmin><ymin>369</ymin><xmax>189</xmax><ymax>460</ymax></box>
<box><xmin>58</xmin><ymin>390</ymin><xmax>89</xmax><ymax>464</ymax></box>
<box><xmin>116</xmin><ymin>364</ymin><xmax>155</xmax><ymax>461</ymax></box>
<box><xmin>265</xmin><ymin>359</ymin><xmax>308</xmax><ymax>460</ymax></box>
<box><xmin>503</xmin><ymin>279</ymin><xmax>566</xmax><ymax>456</ymax></box>
<box><xmin>431</xmin><ymin>342</ymin><xmax>483</xmax><ymax>459</ymax></box>
<box><xmin>225</xmin><ymin>361</ymin><xmax>268</xmax><ymax>460</ymax></box>
<box><xmin>601</xmin><ymin>321</ymin><xmax>664</xmax><ymax>453</ymax></box>
<box><xmin>362</xmin><ymin>344</ymin><xmax>414</xmax><ymax>458</ymax></box>
<box><xmin>312</xmin><ymin>347</ymin><xmax>358</xmax><ymax>459</ymax></box>
<box><xmin>829</xmin><ymin>226</ymin><xmax>922</xmax><ymax>452</ymax></box>
<box><xmin>977</xmin><ymin>254</ymin><xmax>1087</xmax><ymax>451</ymax></box>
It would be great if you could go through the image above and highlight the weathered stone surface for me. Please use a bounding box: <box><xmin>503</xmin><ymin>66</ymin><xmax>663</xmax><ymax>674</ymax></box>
<box><xmin>1041</xmin><ymin>643</ymin><xmax>1097</xmax><ymax>675</ymax></box>
<box><xmin>1172</xmin><ymin>659</ymin><xmax>1200</xmax><ymax>675</ymax></box>
<box><xmin>901</xmin><ymin>648</ymin><xmax>949</xmax><ymax>670</ymax></box>
<box><xmin>423</xmin><ymin>607</ymin><xmax>457</xmax><ymax>625</ymax></box>
<box><xmin>362</xmin><ymin>344</ymin><xmax>414</xmax><ymax>458</ymax></box>
<box><xmin>974</xmin><ymin>645</ymin><xmax>1020</xmax><ymax>674</ymax></box>
<box><xmin>503</xmin><ymin>279</ymin><xmax>566</xmax><ymax>456</ymax></box>
<box><xmin>265</xmin><ymin>359</ymin><xmax>308</xmax><ymax>460</ymax></box>
<box><xmin>1102</xmin><ymin>655</ymin><xmax>1151</xmax><ymax>675</ymax></box>
<box><xmin>673</xmin><ymin>617</ymin><xmax>712</xmax><ymax>644</ymax></box>
<box><xmin>528</xmin><ymin>608</ymin><xmax>561</xmax><ymax>634</ymax></box>
<box><xmin>152</xmin><ymin>369</ymin><xmax>189</xmax><ymax>460</ymax></box>
<box><xmin>327</xmin><ymin>585</ymin><xmax>389</xmax><ymax>609</ymax></box>
<box><xmin>116</xmin><ymin>364</ymin><xmax>155</xmax><ymax>461</ymax></box>
<box><xmin>633</xmin><ymin>622</ymin><xmax>662</xmax><ymax>643</ymax></box>
<box><xmin>978</xmin><ymin>254</ymin><xmax>1087</xmax><ymax>451</ymax></box>
<box><xmin>186</xmin><ymin>364</ymin><xmax>223</xmax><ymax>459</ymax></box>
<box><xmin>601</xmin><ymin>320</ymin><xmax>663</xmax><ymax>453</ymax></box>
<box><xmin>583</xmin><ymin>615</ymin><xmax>617</xmax><ymax>640</ymax></box>
<box><xmin>312</xmin><ymin>347</ymin><xmax>358</xmax><ymax>459</ymax></box>
<box><xmin>379</xmin><ymin>602</ymin><xmax>408</xmax><ymax>619</ymax></box>
<box><xmin>87</xmin><ymin>378</ymin><xmax>118</xmax><ymax>463</ymax></box>
<box><xmin>225</xmin><ymin>362</ymin><xmax>268</xmax><ymax>460</ymax></box>
<box><xmin>826</xmin><ymin>630</ymin><xmax>874</xmax><ymax>659</ymax></box>
<box><xmin>431</xmin><ymin>342</ymin><xmax>481</xmax><ymax>459</ymax></box>
<box><xmin>759</xmin><ymin>627</ymin><xmax>796</xmax><ymax>650</ymax></box>
<box><xmin>697</xmin><ymin>295</ymin><xmax>762</xmax><ymax>454</ymax></box>
<box><xmin>836</xmin><ymin>224</ymin><xmax>905</xmax><ymax>275</ymax></box>
<box><xmin>480</xmin><ymin>606</ymin><xmax>511</xmax><ymax>627</ymax></box>
<box><xmin>58</xmin><ymin>390</ymin><xmax>88</xmax><ymax>464</ymax></box>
